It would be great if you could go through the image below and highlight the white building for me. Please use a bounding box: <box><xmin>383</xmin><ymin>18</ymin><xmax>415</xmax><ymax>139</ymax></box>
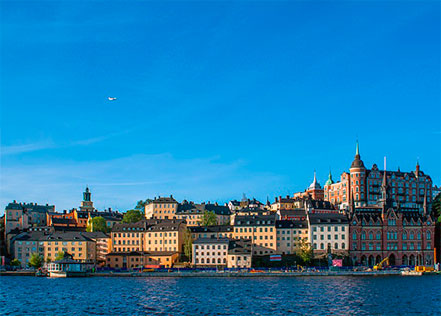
<box><xmin>192</xmin><ymin>238</ymin><xmax>229</xmax><ymax>266</ymax></box>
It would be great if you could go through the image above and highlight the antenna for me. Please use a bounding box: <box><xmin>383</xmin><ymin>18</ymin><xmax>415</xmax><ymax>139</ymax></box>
<box><xmin>384</xmin><ymin>156</ymin><xmax>386</xmax><ymax>171</ymax></box>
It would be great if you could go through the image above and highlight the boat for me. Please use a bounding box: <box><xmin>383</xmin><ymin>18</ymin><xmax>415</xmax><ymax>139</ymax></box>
<box><xmin>401</xmin><ymin>270</ymin><xmax>423</xmax><ymax>276</ymax></box>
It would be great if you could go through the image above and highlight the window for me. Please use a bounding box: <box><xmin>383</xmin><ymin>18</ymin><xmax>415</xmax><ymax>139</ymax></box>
<box><xmin>427</xmin><ymin>231</ymin><xmax>431</xmax><ymax>240</ymax></box>
<box><xmin>352</xmin><ymin>233</ymin><xmax>357</xmax><ymax>240</ymax></box>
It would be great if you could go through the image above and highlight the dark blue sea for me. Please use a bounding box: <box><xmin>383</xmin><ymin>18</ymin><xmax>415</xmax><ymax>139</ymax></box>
<box><xmin>1</xmin><ymin>275</ymin><xmax>440</xmax><ymax>315</ymax></box>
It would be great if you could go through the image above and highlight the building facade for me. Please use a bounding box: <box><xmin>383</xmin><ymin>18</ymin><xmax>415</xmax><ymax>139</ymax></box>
<box><xmin>144</xmin><ymin>196</ymin><xmax>179</xmax><ymax>219</ymax></box>
<box><xmin>192</xmin><ymin>238</ymin><xmax>229</xmax><ymax>266</ymax></box>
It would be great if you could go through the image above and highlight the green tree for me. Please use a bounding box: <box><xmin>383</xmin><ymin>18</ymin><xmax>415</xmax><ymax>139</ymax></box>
<box><xmin>183</xmin><ymin>229</ymin><xmax>193</xmax><ymax>262</ymax></box>
<box><xmin>55</xmin><ymin>251</ymin><xmax>65</xmax><ymax>261</ymax></box>
<box><xmin>200</xmin><ymin>211</ymin><xmax>217</xmax><ymax>226</ymax></box>
<box><xmin>134</xmin><ymin>199</ymin><xmax>153</xmax><ymax>214</ymax></box>
<box><xmin>295</xmin><ymin>238</ymin><xmax>313</xmax><ymax>265</ymax></box>
<box><xmin>87</xmin><ymin>216</ymin><xmax>109</xmax><ymax>232</ymax></box>
<box><xmin>123</xmin><ymin>209</ymin><xmax>144</xmax><ymax>223</ymax></box>
<box><xmin>10</xmin><ymin>259</ymin><xmax>21</xmax><ymax>267</ymax></box>
<box><xmin>28</xmin><ymin>253</ymin><xmax>43</xmax><ymax>269</ymax></box>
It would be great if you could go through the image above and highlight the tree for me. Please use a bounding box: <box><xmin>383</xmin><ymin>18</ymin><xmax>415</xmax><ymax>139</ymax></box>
<box><xmin>183</xmin><ymin>229</ymin><xmax>193</xmax><ymax>262</ymax></box>
<box><xmin>10</xmin><ymin>259</ymin><xmax>21</xmax><ymax>267</ymax></box>
<box><xmin>200</xmin><ymin>211</ymin><xmax>217</xmax><ymax>226</ymax></box>
<box><xmin>295</xmin><ymin>238</ymin><xmax>313</xmax><ymax>265</ymax></box>
<box><xmin>55</xmin><ymin>251</ymin><xmax>65</xmax><ymax>261</ymax></box>
<box><xmin>123</xmin><ymin>209</ymin><xmax>144</xmax><ymax>223</ymax></box>
<box><xmin>28</xmin><ymin>253</ymin><xmax>43</xmax><ymax>269</ymax></box>
<box><xmin>134</xmin><ymin>199</ymin><xmax>153</xmax><ymax>214</ymax></box>
<box><xmin>87</xmin><ymin>216</ymin><xmax>109</xmax><ymax>232</ymax></box>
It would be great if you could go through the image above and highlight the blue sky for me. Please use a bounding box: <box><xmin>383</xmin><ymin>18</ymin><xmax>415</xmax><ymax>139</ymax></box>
<box><xmin>1</xmin><ymin>1</ymin><xmax>440</xmax><ymax>212</ymax></box>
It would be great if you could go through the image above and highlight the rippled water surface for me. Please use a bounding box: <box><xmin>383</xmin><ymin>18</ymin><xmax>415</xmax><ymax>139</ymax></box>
<box><xmin>1</xmin><ymin>275</ymin><xmax>440</xmax><ymax>315</ymax></box>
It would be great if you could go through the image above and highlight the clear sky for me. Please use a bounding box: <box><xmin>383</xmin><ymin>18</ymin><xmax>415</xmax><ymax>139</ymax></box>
<box><xmin>1</xmin><ymin>1</ymin><xmax>440</xmax><ymax>213</ymax></box>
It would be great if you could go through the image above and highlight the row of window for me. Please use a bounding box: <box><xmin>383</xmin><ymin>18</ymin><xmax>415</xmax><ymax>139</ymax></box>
<box><xmin>312</xmin><ymin>226</ymin><xmax>346</xmax><ymax>232</ymax></box>
<box><xmin>195</xmin><ymin>258</ymin><xmax>226</xmax><ymax>264</ymax></box>
<box><xmin>313</xmin><ymin>234</ymin><xmax>346</xmax><ymax>241</ymax></box>
<box><xmin>235</xmin><ymin>227</ymin><xmax>274</xmax><ymax>233</ymax></box>
<box><xmin>354</xmin><ymin>231</ymin><xmax>431</xmax><ymax>240</ymax></box>
<box><xmin>194</xmin><ymin>252</ymin><xmax>227</xmax><ymax>257</ymax></box>
<box><xmin>194</xmin><ymin>244</ymin><xmax>227</xmax><ymax>250</ymax></box>
<box><xmin>353</xmin><ymin>242</ymin><xmax>431</xmax><ymax>251</ymax></box>
<box><xmin>313</xmin><ymin>243</ymin><xmax>346</xmax><ymax>250</ymax></box>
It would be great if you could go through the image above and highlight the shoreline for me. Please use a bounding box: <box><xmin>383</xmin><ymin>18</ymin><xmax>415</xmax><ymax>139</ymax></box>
<box><xmin>2</xmin><ymin>270</ymin><xmax>440</xmax><ymax>277</ymax></box>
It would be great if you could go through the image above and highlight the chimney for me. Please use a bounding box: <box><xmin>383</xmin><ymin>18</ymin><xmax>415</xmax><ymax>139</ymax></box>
<box><xmin>275</xmin><ymin>197</ymin><xmax>278</xmax><ymax>202</ymax></box>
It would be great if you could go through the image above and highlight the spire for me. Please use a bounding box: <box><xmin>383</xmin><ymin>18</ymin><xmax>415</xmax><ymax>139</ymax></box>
<box><xmin>309</xmin><ymin>170</ymin><xmax>321</xmax><ymax>189</ymax></box>
<box><xmin>325</xmin><ymin>169</ymin><xmax>334</xmax><ymax>186</ymax></box>
<box><xmin>350</xmin><ymin>140</ymin><xmax>365</xmax><ymax>169</ymax></box>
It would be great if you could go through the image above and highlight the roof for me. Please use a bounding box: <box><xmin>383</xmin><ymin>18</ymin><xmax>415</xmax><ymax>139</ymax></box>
<box><xmin>228</xmin><ymin>239</ymin><xmax>252</xmax><ymax>255</ymax></box>
<box><xmin>112</xmin><ymin>219</ymin><xmax>185</xmax><ymax>232</ymax></box>
<box><xmin>43</xmin><ymin>232</ymin><xmax>94</xmax><ymax>242</ymax></box>
<box><xmin>148</xmin><ymin>196</ymin><xmax>178</xmax><ymax>204</ymax></box>
<box><xmin>106</xmin><ymin>251</ymin><xmax>179</xmax><ymax>256</ymax></box>
<box><xmin>193</xmin><ymin>237</ymin><xmax>230</xmax><ymax>244</ymax></box>
<box><xmin>51</xmin><ymin>217</ymin><xmax>78</xmax><ymax>225</ymax></box>
<box><xmin>13</xmin><ymin>231</ymin><xmax>49</xmax><ymax>242</ymax></box>
<box><xmin>189</xmin><ymin>225</ymin><xmax>233</xmax><ymax>233</ymax></box>
<box><xmin>276</xmin><ymin>220</ymin><xmax>308</xmax><ymax>229</ymax></box>
<box><xmin>308</xmin><ymin>213</ymin><xmax>349</xmax><ymax>225</ymax></box>
<box><xmin>279</xmin><ymin>209</ymin><xmax>307</xmax><ymax>218</ymax></box>
<box><xmin>233</xmin><ymin>214</ymin><xmax>276</xmax><ymax>226</ymax></box>
<box><xmin>177</xmin><ymin>202</ymin><xmax>231</xmax><ymax>216</ymax></box>
<box><xmin>5</xmin><ymin>201</ymin><xmax>55</xmax><ymax>212</ymax></box>
<box><xmin>82</xmin><ymin>231</ymin><xmax>109</xmax><ymax>239</ymax></box>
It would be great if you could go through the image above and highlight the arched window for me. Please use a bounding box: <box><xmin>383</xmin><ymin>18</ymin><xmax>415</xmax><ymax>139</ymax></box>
<box><xmin>376</xmin><ymin>232</ymin><xmax>381</xmax><ymax>240</ymax></box>
<box><xmin>320</xmin><ymin>243</ymin><xmax>324</xmax><ymax>249</ymax></box>
<box><xmin>403</xmin><ymin>232</ymin><xmax>407</xmax><ymax>240</ymax></box>
<box><xmin>352</xmin><ymin>233</ymin><xmax>357</xmax><ymax>240</ymax></box>
<box><xmin>342</xmin><ymin>243</ymin><xmax>345</xmax><ymax>249</ymax></box>
<box><xmin>362</xmin><ymin>232</ymin><xmax>366</xmax><ymax>240</ymax></box>
<box><xmin>410</xmin><ymin>232</ymin><xmax>414</xmax><ymax>240</ymax></box>
<box><xmin>417</xmin><ymin>232</ymin><xmax>421</xmax><ymax>240</ymax></box>
<box><xmin>335</xmin><ymin>243</ymin><xmax>338</xmax><ymax>250</ymax></box>
<box><xmin>427</xmin><ymin>231</ymin><xmax>431</xmax><ymax>240</ymax></box>
<box><xmin>369</xmin><ymin>232</ymin><xmax>373</xmax><ymax>240</ymax></box>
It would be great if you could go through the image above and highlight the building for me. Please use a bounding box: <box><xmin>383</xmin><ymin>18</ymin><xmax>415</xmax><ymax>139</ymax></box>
<box><xmin>293</xmin><ymin>172</ymin><xmax>325</xmax><ymax>200</ymax></box>
<box><xmin>189</xmin><ymin>225</ymin><xmax>234</xmax><ymax>240</ymax></box>
<box><xmin>232</xmin><ymin>214</ymin><xmax>277</xmax><ymax>255</ymax></box>
<box><xmin>110</xmin><ymin>219</ymin><xmax>187</xmax><ymax>254</ymax></box>
<box><xmin>41</xmin><ymin>232</ymin><xmax>96</xmax><ymax>263</ymax></box>
<box><xmin>228</xmin><ymin>196</ymin><xmax>265</xmax><ymax>212</ymax></box>
<box><xmin>4</xmin><ymin>201</ymin><xmax>54</xmax><ymax>234</ymax></box>
<box><xmin>276</xmin><ymin>220</ymin><xmax>309</xmax><ymax>255</ymax></box>
<box><xmin>227</xmin><ymin>239</ymin><xmax>252</xmax><ymax>268</ymax></box>
<box><xmin>87</xmin><ymin>208</ymin><xmax>123</xmax><ymax>229</ymax></box>
<box><xmin>324</xmin><ymin>142</ymin><xmax>433</xmax><ymax>210</ymax></box>
<box><xmin>308</xmin><ymin>213</ymin><xmax>349</xmax><ymax>257</ymax></box>
<box><xmin>349</xmin><ymin>207</ymin><xmax>435</xmax><ymax>266</ymax></box>
<box><xmin>82</xmin><ymin>231</ymin><xmax>111</xmax><ymax>264</ymax></box>
<box><xmin>192</xmin><ymin>238</ymin><xmax>229</xmax><ymax>266</ymax></box>
<box><xmin>11</xmin><ymin>231</ymin><xmax>48</xmax><ymax>267</ymax></box>
<box><xmin>144</xmin><ymin>196</ymin><xmax>179</xmax><ymax>219</ymax></box>
<box><xmin>175</xmin><ymin>201</ymin><xmax>231</xmax><ymax>226</ymax></box>
<box><xmin>105</xmin><ymin>251</ymin><xmax>180</xmax><ymax>269</ymax></box>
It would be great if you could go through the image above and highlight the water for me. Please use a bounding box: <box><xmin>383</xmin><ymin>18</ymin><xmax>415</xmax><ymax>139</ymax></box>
<box><xmin>1</xmin><ymin>275</ymin><xmax>440</xmax><ymax>315</ymax></box>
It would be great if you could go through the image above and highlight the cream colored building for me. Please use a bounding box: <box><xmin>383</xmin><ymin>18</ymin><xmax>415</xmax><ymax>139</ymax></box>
<box><xmin>276</xmin><ymin>220</ymin><xmax>309</xmax><ymax>255</ymax></box>
<box><xmin>192</xmin><ymin>238</ymin><xmax>229</xmax><ymax>266</ymax></box>
<box><xmin>308</xmin><ymin>213</ymin><xmax>349</xmax><ymax>257</ymax></box>
<box><xmin>227</xmin><ymin>239</ymin><xmax>252</xmax><ymax>268</ymax></box>
<box><xmin>145</xmin><ymin>196</ymin><xmax>179</xmax><ymax>219</ymax></box>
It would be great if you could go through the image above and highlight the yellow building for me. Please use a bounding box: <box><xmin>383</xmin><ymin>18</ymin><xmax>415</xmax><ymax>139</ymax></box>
<box><xmin>232</xmin><ymin>214</ymin><xmax>277</xmax><ymax>255</ymax></box>
<box><xmin>175</xmin><ymin>201</ymin><xmax>231</xmax><ymax>227</ymax></box>
<box><xmin>111</xmin><ymin>219</ymin><xmax>187</xmax><ymax>254</ymax></box>
<box><xmin>189</xmin><ymin>225</ymin><xmax>234</xmax><ymax>240</ymax></box>
<box><xmin>41</xmin><ymin>232</ymin><xmax>96</xmax><ymax>262</ymax></box>
<box><xmin>145</xmin><ymin>196</ymin><xmax>178</xmax><ymax>219</ymax></box>
<box><xmin>106</xmin><ymin>251</ymin><xmax>180</xmax><ymax>269</ymax></box>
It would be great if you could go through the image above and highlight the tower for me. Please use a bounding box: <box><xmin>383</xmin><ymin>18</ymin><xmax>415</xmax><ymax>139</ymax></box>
<box><xmin>307</xmin><ymin>171</ymin><xmax>324</xmax><ymax>200</ymax></box>
<box><xmin>349</xmin><ymin>141</ymin><xmax>366</xmax><ymax>206</ymax></box>
<box><xmin>80</xmin><ymin>187</ymin><xmax>94</xmax><ymax>212</ymax></box>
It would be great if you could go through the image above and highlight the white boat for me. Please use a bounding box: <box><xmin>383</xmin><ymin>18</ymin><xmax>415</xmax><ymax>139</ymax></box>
<box><xmin>401</xmin><ymin>270</ymin><xmax>423</xmax><ymax>276</ymax></box>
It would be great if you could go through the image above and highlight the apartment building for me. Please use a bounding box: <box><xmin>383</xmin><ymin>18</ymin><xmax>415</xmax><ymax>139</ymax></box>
<box><xmin>144</xmin><ymin>196</ymin><xmax>179</xmax><ymax>219</ymax></box>
<box><xmin>276</xmin><ymin>220</ymin><xmax>309</xmax><ymax>255</ymax></box>
<box><xmin>192</xmin><ymin>238</ymin><xmax>229</xmax><ymax>266</ymax></box>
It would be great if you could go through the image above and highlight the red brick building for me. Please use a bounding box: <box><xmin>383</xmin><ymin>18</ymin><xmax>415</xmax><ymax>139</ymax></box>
<box><xmin>324</xmin><ymin>142</ymin><xmax>433</xmax><ymax>211</ymax></box>
<box><xmin>349</xmin><ymin>207</ymin><xmax>435</xmax><ymax>266</ymax></box>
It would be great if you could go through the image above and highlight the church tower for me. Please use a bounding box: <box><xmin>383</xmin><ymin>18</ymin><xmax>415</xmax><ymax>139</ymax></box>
<box><xmin>80</xmin><ymin>187</ymin><xmax>94</xmax><ymax>212</ymax></box>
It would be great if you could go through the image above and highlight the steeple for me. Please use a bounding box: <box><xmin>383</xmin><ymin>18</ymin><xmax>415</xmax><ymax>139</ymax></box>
<box><xmin>415</xmin><ymin>159</ymin><xmax>420</xmax><ymax>178</ymax></box>
<box><xmin>325</xmin><ymin>170</ymin><xmax>334</xmax><ymax>186</ymax></box>
<box><xmin>381</xmin><ymin>157</ymin><xmax>388</xmax><ymax>200</ymax></box>
<box><xmin>350</xmin><ymin>140</ymin><xmax>365</xmax><ymax>169</ymax></box>
<box><xmin>308</xmin><ymin>171</ymin><xmax>321</xmax><ymax>189</ymax></box>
